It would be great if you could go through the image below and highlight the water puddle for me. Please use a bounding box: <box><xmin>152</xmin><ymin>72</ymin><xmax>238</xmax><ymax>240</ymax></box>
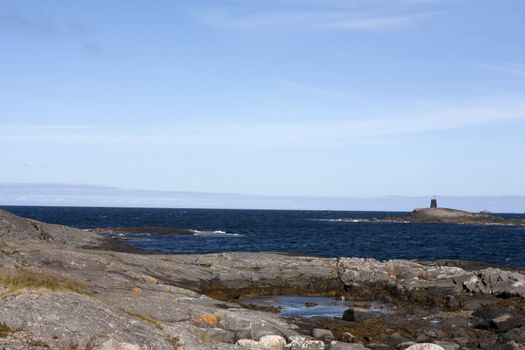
<box><xmin>239</xmin><ymin>295</ymin><xmax>392</xmax><ymax>318</ymax></box>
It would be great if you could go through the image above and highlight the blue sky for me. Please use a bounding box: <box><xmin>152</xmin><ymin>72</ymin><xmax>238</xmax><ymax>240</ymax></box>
<box><xmin>1</xmin><ymin>0</ymin><xmax>525</xmax><ymax>199</ymax></box>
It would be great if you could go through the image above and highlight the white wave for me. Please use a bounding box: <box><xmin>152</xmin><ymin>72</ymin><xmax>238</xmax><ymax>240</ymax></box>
<box><xmin>190</xmin><ymin>229</ymin><xmax>243</xmax><ymax>237</ymax></box>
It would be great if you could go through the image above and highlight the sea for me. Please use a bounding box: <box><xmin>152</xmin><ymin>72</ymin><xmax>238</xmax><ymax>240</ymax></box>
<box><xmin>2</xmin><ymin>206</ymin><xmax>525</xmax><ymax>268</ymax></box>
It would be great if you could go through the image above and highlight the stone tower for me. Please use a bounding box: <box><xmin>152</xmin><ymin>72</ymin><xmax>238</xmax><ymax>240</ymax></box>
<box><xmin>430</xmin><ymin>197</ymin><xmax>437</xmax><ymax>209</ymax></box>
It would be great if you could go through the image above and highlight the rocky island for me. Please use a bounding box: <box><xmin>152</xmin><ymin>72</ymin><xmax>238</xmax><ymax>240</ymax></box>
<box><xmin>343</xmin><ymin>200</ymin><xmax>525</xmax><ymax>226</ymax></box>
<box><xmin>1</xmin><ymin>208</ymin><xmax>525</xmax><ymax>350</ymax></box>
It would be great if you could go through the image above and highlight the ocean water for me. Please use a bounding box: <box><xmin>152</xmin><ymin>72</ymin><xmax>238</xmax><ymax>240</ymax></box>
<box><xmin>2</xmin><ymin>206</ymin><xmax>525</xmax><ymax>268</ymax></box>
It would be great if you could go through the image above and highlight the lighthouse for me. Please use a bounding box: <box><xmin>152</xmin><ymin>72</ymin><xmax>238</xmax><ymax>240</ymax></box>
<box><xmin>430</xmin><ymin>197</ymin><xmax>437</xmax><ymax>209</ymax></box>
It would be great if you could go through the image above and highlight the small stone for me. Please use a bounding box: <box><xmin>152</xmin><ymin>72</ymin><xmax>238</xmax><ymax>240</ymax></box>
<box><xmin>289</xmin><ymin>337</ymin><xmax>324</xmax><ymax>350</ymax></box>
<box><xmin>397</xmin><ymin>342</ymin><xmax>417</xmax><ymax>350</ymax></box>
<box><xmin>259</xmin><ymin>335</ymin><xmax>286</xmax><ymax>350</ymax></box>
<box><xmin>491</xmin><ymin>314</ymin><xmax>524</xmax><ymax>332</ymax></box>
<box><xmin>312</xmin><ymin>328</ymin><xmax>334</xmax><ymax>339</ymax></box>
<box><xmin>433</xmin><ymin>341</ymin><xmax>459</xmax><ymax>350</ymax></box>
<box><xmin>504</xmin><ymin>327</ymin><xmax>525</xmax><ymax>343</ymax></box>
<box><xmin>329</xmin><ymin>341</ymin><xmax>370</xmax><ymax>350</ymax></box>
<box><xmin>387</xmin><ymin>332</ymin><xmax>409</xmax><ymax>346</ymax></box>
<box><xmin>342</xmin><ymin>332</ymin><xmax>356</xmax><ymax>343</ymax></box>
<box><xmin>445</xmin><ymin>295</ymin><xmax>460</xmax><ymax>308</ymax></box>
<box><xmin>342</xmin><ymin>307</ymin><xmax>374</xmax><ymax>322</ymax></box>
<box><xmin>460</xmin><ymin>296</ymin><xmax>497</xmax><ymax>310</ymax></box>
<box><xmin>502</xmin><ymin>341</ymin><xmax>525</xmax><ymax>350</ymax></box>
<box><xmin>405</xmin><ymin>344</ymin><xmax>445</xmax><ymax>350</ymax></box>
<box><xmin>252</xmin><ymin>324</ymin><xmax>282</xmax><ymax>340</ymax></box>
<box><xmin>237</xmin><ymin>339</ymin><xmax>263</xmax><ymax>349</ymax></box>
<box><xmin>422</xmin><ymin>330</ymin><xmax>443</xmax><ymax>339</ymax></box>
<box><xmin>415</xmin><ymin>335</ymin><xmax>429</xmax><ymax>343</ymax></box>
<box><xmin>288</xmin><ymin>336</ymin><xmax>306</xmax><ymax>343</ymax></box>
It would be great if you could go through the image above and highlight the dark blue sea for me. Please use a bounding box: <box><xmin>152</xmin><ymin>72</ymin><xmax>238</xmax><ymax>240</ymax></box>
<box><xmin>3</xmin><ymin>206</ymin><xmax>525</xmax><ymax>268</ymax></box>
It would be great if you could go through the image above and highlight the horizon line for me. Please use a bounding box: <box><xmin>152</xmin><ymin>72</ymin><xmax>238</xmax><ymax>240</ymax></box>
<box><xmin>1</xmin><ymin>182</ymin><xmax>524</xmax><ymax>200</ymax></box>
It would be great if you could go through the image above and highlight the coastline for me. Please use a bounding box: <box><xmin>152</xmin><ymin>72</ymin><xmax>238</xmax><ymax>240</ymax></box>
<box><xmin>1</xmin><ymin>209</ymin><xmax>525</xmax><ymax>350</ymax></box>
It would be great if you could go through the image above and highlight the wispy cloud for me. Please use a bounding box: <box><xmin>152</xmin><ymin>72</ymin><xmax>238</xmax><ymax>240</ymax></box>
<box><xmin>480</xmin><ymin>63</ymin><xmax>525</xmax><ymax>77</ymax></box>
<box><xmin>0</xmin><ymin>11</ymin><xmax>102</xmax><ymax>54</ymax></box>
<box><xmin>2</xmin><ymin>93</ymin><xmax>524</xmax><ymax>148</ymax></box>
<box><xmin>197</xmin><ymin>10</ymin><xmax>439</xmax><ymax>32</ymax></box>
<box><xmin>277</xmin><ymin>79</ymin><xmax>356</xmax><ymax>98</ymax></box>
<box><xmin>0</xmin><ymin>12</ymin><xmax>56</xmax><ymax>33</ymax></box>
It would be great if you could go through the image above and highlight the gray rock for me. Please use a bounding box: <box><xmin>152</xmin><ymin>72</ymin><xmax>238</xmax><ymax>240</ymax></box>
<box><xmin>433</xmin><ymin>341</ymin><xmax>459</xmax><ymax>350</ymax></box>
<box><xmin>415</xmin><ymin>335</ymin><xmax>429</xmax><ymax>343</ymax></box>
<box><xmin>397</xmin><ymin>342</ymin><xmax>417</xmax><ymax>350</ymax></box>
<box><xmin>460</xmin><ymin>296</ymin><xmax>498</xmax><ymax>310</ymax></box>
<box><xmin>2</xmin><ymin>209</ymin><xmax>525</xmax><ymax>350</ymax></box>
<box><xmin>342</xmin><ymin>332</ymin><xmax>356</xmax><ymax>343</ymax></box>
<box><xmin>252</xmin><ymin>324</ymin><xmax>284</xmax><ymax>340</ymax></box>
<box><xmin>330</xmin><ymin>341</ymin><xmax>371</xmax><ymax>350</ymax></box>
<box><xmin>491</xmin><ymin>314</ymin><xmax>524</xmax><ymax>332</ymax></box>
<box><xmin>504</xmin><ymin>328</ymin><xmax>525</xmax><ymax>343</ymax></box>
<box><xmin>259</xmin><ymin>335</ymin><xmax>286</xmax><ymax>350</ymax></box>
<box><xmin>501</xmin><ymin>341</ymin><xmax>525</xmax><ymax>350</ymax></box>
<box><xmin>288</xmin><ymin>336</ymin><xmax>325</xmax><ymax>350</ymax></box>
<box><xmin>405</xmin><ymin>345</ymin><xmax>445</xmax><ymax>350</ymax></box>
<box><xmin>342</xmin><ymin>307</ymin><xmax>377</xmax><ymax>322</ymax></box>
<box><xmin>312</xmin><ymin>328</ymin><xmax>334</xmax><ymax>339</ymax></box>
<box><xmin>0</xmin><ymin>291</ymin><xmax>173</xmax><ymax>350</ymax></box>
<box><xmin>237</xmin><ymin>339</ymin><xmax>266</xmax><ymax>349</ymax></box>
<box><xmin>387</xmin><ymin>333</ymin><xmax>409</xmax><ymax>347</ymax></box>
<box><xmin>98</xmin><ymin>340</ymin><xmax>142</xmax><ymax>350</ymax></box>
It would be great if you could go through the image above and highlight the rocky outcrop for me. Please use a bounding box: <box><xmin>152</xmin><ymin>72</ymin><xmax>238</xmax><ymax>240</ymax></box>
<box><xmin>1</xmin><ymin>209</ymin><xmax>525</xmax><ymax>349</ymax></box>
<box><xmin>0</xmin><ymin>208</ymin><xmax>101</xmax><ymax>245</ymax></box>
<box><xmin>342</xmin><ymin>207</ymin><xmax>525</xmax><ymax>226</ymax></box>
<box><xmin>338</xmin><ymin>257</ymin><xmax>525</xmax><ymax>298</ymax></box>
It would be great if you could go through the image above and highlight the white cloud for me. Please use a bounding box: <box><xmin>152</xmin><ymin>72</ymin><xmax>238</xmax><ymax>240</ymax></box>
<box><xmin>277</xmin><ymin>79</ymin><xmax>356</xmax><ymax>98</ymax></box>
<box><xmin>1</xmin><ymin>93</ymin><xmax>524</xmax><ymax>148</ymax></box>
<box><xmin>197</xmin><ymin>10</ymin><xmax>439</xmax><ymax>32</ymax></box>
<box><xmin>480</xmin><ymin>63</ymin><xmax>525</xmax><ymax>77</ymax></box>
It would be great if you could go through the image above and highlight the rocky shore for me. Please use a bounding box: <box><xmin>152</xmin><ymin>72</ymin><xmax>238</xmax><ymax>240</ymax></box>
<box><xmin>1</xmin><ymin>209</ymin><xmax>525</xmax><ymax>350</ymax></box>
<box><xmin>342</xmin><ymin>208</ymin><xmax>525</xmax><ymax>226</ymax></box>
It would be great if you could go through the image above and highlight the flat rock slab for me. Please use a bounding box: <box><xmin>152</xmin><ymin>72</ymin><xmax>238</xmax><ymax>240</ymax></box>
<box><xmin>0</xmin><ymin>291</ymin><xmax>174</xmax><ymax>350</ymax></box>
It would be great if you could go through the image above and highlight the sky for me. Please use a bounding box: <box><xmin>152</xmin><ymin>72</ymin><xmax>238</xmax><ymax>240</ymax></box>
<box><xmin>1</xmin><ymin>0</ymin><xmax>525</xmax><ymax>201</ymax></box>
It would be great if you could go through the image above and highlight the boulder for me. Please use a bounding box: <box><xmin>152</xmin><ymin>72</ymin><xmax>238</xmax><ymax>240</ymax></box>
<box><xmin>490</xmin><ymin>314</ymin><xmax>524</xmax><ymax>332</ymax></box>
<box><xmin>252</xmin><ymin>324</ymin><xmax>283</xmax><ymax>340</ymax></box>
<box><xmin>259</xmin><ymin>335</ymin><xmax>286</xmax><ymax>350</ymax></box>
<box><xmin>464</xmin><ymin>268</ymin><xmax>525</xmax><ymax>298</ymax></box>
<box><xmin>342</xmin><ymin>332</ymin><xmax>356</xmax><ymax>343</ymax></box>
<box><xmin>405</xmin><ymin>344</ymin><xmax>445</xmax><ymax>350</ymax></box>
<box><xmin>342</xmin><ymin>307</ymin><xmax>377</xmax><ymax>322</ymax></box>
<box><xmin>288</xmin><ymin>336</ymin><xmax>325</xmax><ymax>350</ymax></box>
<box><xmin>312</xmin><ymin>328</ymin><xmax>334</xmax><ymax>339</ymax></box>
